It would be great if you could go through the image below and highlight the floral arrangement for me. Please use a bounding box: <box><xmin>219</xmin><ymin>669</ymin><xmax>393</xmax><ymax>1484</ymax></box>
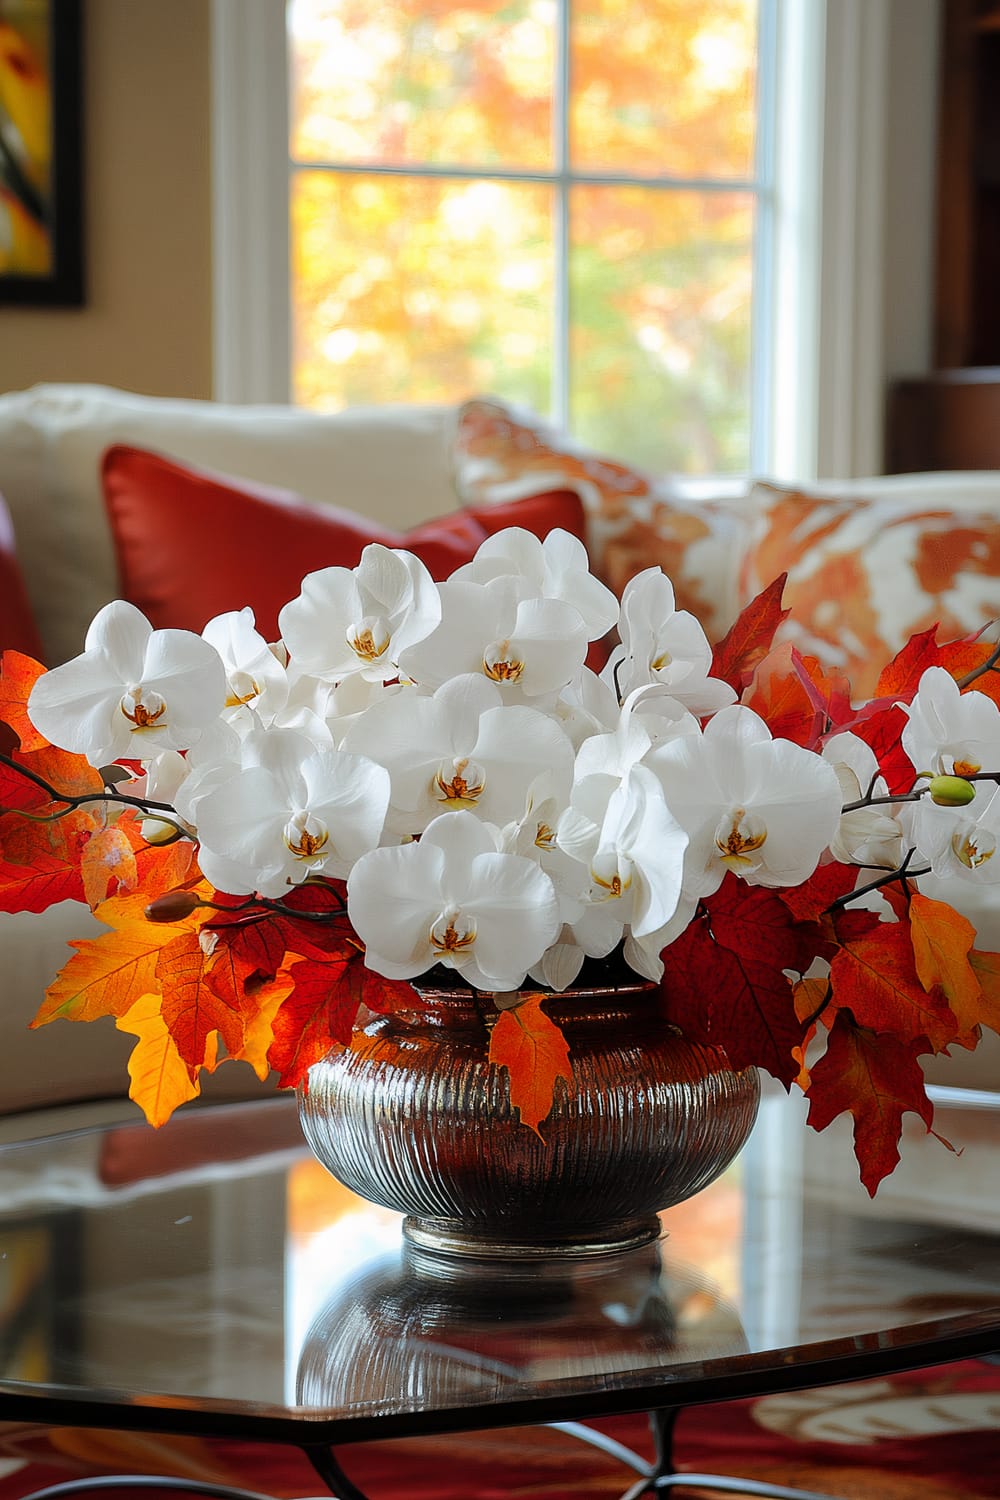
<box><xmin>2</xmin><ymin>525</ymin><xmax>1000</xmax><ymax>1192</ymax></box>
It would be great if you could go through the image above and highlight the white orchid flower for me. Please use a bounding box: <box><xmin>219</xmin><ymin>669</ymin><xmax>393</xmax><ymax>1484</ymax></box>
<box><xmin>822</xmin><ymin>731</ymin><xmax>905</xmax><ymax>870</ymax></box>
<box><xmin>278</xmin><ymin>544</ymin><xmax>441</xmax><ymax>683</ymax></box>
<box><xmin>193</xmin><ymin>725</ymin><xmax>390</xmax><ymax>897</ymax></box>
<box><xmin>902</xmin><ymin>667</ymin><xmax>1000</xmax><ymax>789</ymax></box>
<box><xmin>342</xmin><ymin>674</ymin><xmax>575</xmax><ymax>836</ymax></box>
<box><xmin>551</xmin><ymin>667</ymin><xmax>621</xmax><ymax>749</ymax></box>
<box><xmin>907</xmin><ymin>785</ymin><xmax>1000</xmax><ymax>885</ymax></box>
<box><xmin>647</xmin><ymin>705</ymin><xmax>843</xmax><ymax>897</ymax></box>
<box><xmin>451</xmin><ymin>527</ymin><xmax>619</xmax><ymax>641</ymax></box>
<box><xmin>601</xmin><ymin>568</ymin><xmax>734</xmax><ymax>715</ymax></box>
<box><xmin>397</xmin><ymin>576</ymin><xmax>588</xmax><ymax>702</ymax></box>
<box><xmin>28</xmin><ymin>600</ymin><xmax>227</xmax><ymax>767</ymax></box>
<box><xmin>203</xmin><ymin>608</ymin><xmax>289</xmax><ymax>725</ymax></box>
<box><xmin>135</xmin><ymin>751</ymin><xmax>193</xmax><ymax>846</ymax></box>
<box><xmin>347</xmin><ymin>810</ymin><xmax>561</xmax><ymax>991</ymax></box>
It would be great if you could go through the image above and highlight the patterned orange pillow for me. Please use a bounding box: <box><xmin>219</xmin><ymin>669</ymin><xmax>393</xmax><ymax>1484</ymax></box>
<box><xmin>454</xmin><ymin>398</ymin><xmax>746</xmax><ymax>642</ymax></box>
<box><xmin>742</xmin><ymin>479</ymin><xmax>1000</xmax><ymax>699</ymax></box>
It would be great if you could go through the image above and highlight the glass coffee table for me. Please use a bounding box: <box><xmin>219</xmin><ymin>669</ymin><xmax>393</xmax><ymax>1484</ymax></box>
<box><xmin>0</xmin><ymin>1084</ymin><xmax>998</xmax><ymax>1500</ymax></box>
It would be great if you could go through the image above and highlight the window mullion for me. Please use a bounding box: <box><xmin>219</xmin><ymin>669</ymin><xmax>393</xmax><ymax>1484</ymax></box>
<box><xmin>552</xmin><ymin>0</ymin><xmax>571</xmax><ymax>432</ymax></box>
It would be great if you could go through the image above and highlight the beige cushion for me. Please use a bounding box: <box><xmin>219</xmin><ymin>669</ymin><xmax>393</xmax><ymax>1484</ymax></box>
<box><xmin>0</xmin><ymin>384</ymin><xmax>459</xmax><ymax>665</ymax></box>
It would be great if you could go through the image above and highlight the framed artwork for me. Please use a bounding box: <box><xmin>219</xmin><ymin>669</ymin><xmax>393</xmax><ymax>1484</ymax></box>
<box><xmin>0</xmin><ymin>0</ymin><xmax>83</xmax><ymax>305</ymax></box>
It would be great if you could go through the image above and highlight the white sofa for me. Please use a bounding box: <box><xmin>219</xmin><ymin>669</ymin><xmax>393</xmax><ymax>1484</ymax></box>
<box><xmin>0</xmin><ymin>382</ymin><xmax>997</xmax><ymax>1115</ymax></box>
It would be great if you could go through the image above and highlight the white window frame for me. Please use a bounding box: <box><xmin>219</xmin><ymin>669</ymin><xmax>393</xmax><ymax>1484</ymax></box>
<box><xmin>210</xmin><ymin>0</ymin><xmax>904</xmax><ymax>484</ymax></box>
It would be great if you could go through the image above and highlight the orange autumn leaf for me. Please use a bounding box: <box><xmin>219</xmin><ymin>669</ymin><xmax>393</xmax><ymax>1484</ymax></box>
<box><xmin>0</xmin><ymin>806</ymin><xmax>97</xmax><ymax>914</ymax></box>
<box><xmin>827</xmin><ymin>917</ymin><xmax>960</xmax><ymax>1052</ymax></box>
<box><xmin>81</xmin><ymin>823</ymin><xmax>139</xmax><ymax>908</ymax></box>
<box><xmin>116</xmin><ymin>808</ymin><xmax>197</xmax><ymax>897</ymax></box>
<box><xmin>908</xmin><ymin>891</ymin><xmax>982</xmax><ymax>1045</ymax></box>
<box><xmin>116</xmin><ymin>992</ymin><xmax>218</xmax><ymax>1127</ymax></box>
<box><xmin>267</xmin><ymin>951</ymin><xmax>359</xmax><ymax>1089</ymax></box>
<box><xmin>741</xmin><ymin>642</ymin><xmax>825</xmax><ymax>748</ymax></box>
<box><xmin>156</xmin><ymin>931</ymin><xmax>246</xmax><ymax>1077</ymax></box>
<box><xmin>966</xmin><ymin>950</ymin><xmax>1000</xmax><ymax>1039</ymax></box>
<box><xmin>228</xmin><ymin>970</ymin><xmax>296</xmax><ymax>1080</ymax></box>
<box><xmin>0</xmin><ymin>651</ymin><xmax>48</xmax><ymax>752</ymax></box>
<box><xmin>488</xmin><ymin>994</ymin><xmax>574</xmax><ymax>1139</ymax></box>
<box><xmin>32</xmin><ymin>889</ymin><xmax>211</xmax><ymax>1026</ymax></box>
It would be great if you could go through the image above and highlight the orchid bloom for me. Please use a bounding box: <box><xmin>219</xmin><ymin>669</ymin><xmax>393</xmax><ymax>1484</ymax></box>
<box><xmin>278</xmin><ymin>544</ymin><xmax>441</xmax><ymax>683</ymax></box>
<box><xmin>347</xmin><ymin>810</ymin><xmax>561</xmax><ymax>991</ymax></box>
<box><xmin>602</xmin><ymin>568</ymin><xmax>735</xmax><ymax>715</ymax></box>
<box><xmin>647</xmin><ymin>705</ymin><xmax>843</xmax><ymax>898</ymax></box>
<box><xmin>823</xmin><ymin>731</ymin><xmax>905</xmax><ymax>870</ymax></box>
<box><xmin>451</xmin><ymin>527</ymin><xmax>619</xmax><ymax>641</ymax></box>
<box><xmin>203</xmin><ymin>608</ymin><xmax>289</xmax><ymax>724</ymax></box>
<box><xmin>192</xmin><ymin>725</ymin><xmax>390</xmax><ymax>897</ymax></box>
<box><xmin>342</xmin><ymin>673</ymin><xmax>575</xmax><ymax>835</ymax></box>
<box><xmin>27</xmin><ymin>600</ymin><xmax>227</xmax><ymax>766</ymax></box>
<box><xmin>397</xmin><ymin>575</ymin><xmax>589</xmax><ymax>702</ymax></box>
<box><xmin>902</xmin><ymin>667</ymin><xmax>1000</xmax><ymax>789</ymax></box>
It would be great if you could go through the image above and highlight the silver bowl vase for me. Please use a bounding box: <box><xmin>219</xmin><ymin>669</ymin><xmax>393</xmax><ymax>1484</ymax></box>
<box><xmin>297</xmin><ymin>977</ymin><xmax>760</xmax><ymax>1260</ymax></box>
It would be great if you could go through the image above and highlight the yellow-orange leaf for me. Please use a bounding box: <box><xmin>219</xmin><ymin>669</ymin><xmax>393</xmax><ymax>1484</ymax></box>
<box><xmin>156</xmin><ymin>931</ymin><xmax>246</xmax><ymax>1075</ymax></box>
<box><xmin>116</xmin><ymin>993</ymin><xmax>217</xmax><ymax>1127</ymax></box>
<box><xmin>81</xmin><ymin>824</ymin><xmax>138</xmax><ymax>908</ymax></box>
<box><xmin>967</xmin><ymin>950</ymin><xmax>1000</xmax><ymax>1039</ymax></box>
<box><xmin>0</xmin><ymin>651</ymin><xmax>48</xmax><ymax>752</ymax></box>
<box><xmin>227</xmin><ymin>970</ymin><xmax>295</xmax><ymax>1080</ymax></box>
<box><xmin>33</xmin><ymin>889</ymin><xmax>210</xmax><ymax>1027</ymax></box>
<box><xmin>909</xmin><ymin>891</ymin><xmax>982</xmax><ymax>1039</ymax></box>
<box><xmin>488</xmin><ymin>994</ymin><xmax>574</xmax><ymax>1139</ymax></box>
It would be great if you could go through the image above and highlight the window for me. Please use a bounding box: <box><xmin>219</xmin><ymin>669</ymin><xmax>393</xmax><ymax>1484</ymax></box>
<box><xmin>213</xmin><ymin>0</ymin><xmax>913</xmax><ymax>484</ymax></box>
<box><xmin>286</xmin><ymin>0</ymin><xmax>770</xmax><ymax>477</ymax></box>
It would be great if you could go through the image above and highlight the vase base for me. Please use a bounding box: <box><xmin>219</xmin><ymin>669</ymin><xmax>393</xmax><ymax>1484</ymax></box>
<box><xmin>402</xmin><ymin>1214</ymin><xmax>662</xmax><ymax>1262</ymax></box>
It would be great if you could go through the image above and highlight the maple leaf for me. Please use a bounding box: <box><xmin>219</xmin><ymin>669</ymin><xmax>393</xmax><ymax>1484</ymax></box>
<box><xmin>741</xmin><ymin>642</ymin><xmax>826</xmax><ymax>748</ymax></box>
<box><xmin>266</xmin><ymin>951</ymin><xmax>359</xmax><ymax>1089</ymax></box>
<box><xmin>777</xmin><ymin>861</ymin><xmax>861</xmax><ymax>924</ymax></box>
<box><xmin>907</xmin><ymin>891</ymin><xmax>983</xmax><ymax>1047</ymax></box>
<box><xmin>116</xmin><ymin>808</ymin><xmax>197</xmax><ymax>898</ymax></box>
<box><xmin>32</xmin><ymin>889</ymin><xmax>212</xmax><ymax>1026</ymax></box>
<box><xmin>116</xmin><ymin>993</ymin><xmax>217</xmax><ymax>1127</ymax></box>
<box><xmin>805</xmin><ymin>1010</ymin><xmax>935</xmax><ymax>1195</ymax></box>
<box><xmin>0</xmin><ymin>806</ymin><xmax>96</xmax><ymax>914</ymax></box>
<box><xmin>710</xmin><ymin>574</ymin><xmax>789</xmax><ymax>694</ymax></box>
<box><xmin>827</xmin><ymin>917</ymin><xmax>960</xmax><ymax>1051</ymax></box>
<box><xmin>843</xmin><ymin>700</ymin><xmax>916</xmax><ymax>796</ymax></box>
<box><xmin>874</xmin><ymin>626</ymin><xmax>1000</xmax><ymax>703</ymax></box>
<box><xmin>660</xmin><ymin>878</ymin><xmax>821</xmax><ymax>1086</ymax></box>
<box><xmin>965</xmin><ymin>950</ymin><xmax>1000</xmax><ymax>1040</ymax></box>
<box><xmin>0</xmin><ymin>651</ymin><xmax>48</xmax><ymax>752</ymax></box>
<box><xmin>81</xmin><ymin>823</ymin><xmax>139</xmax><ymax>907</ymax></box>
<box><xmin>227</xmin><ymin>971</ymin><xmax>296</xmax><ymax>1080</ymax></box>
<box><xmin>488</xmin><ymin>993</ymin><xmax>574</xmax><ymax>1138</ymax></box>
<box><xmin>156</xmin><ymin>931</ymin><xmax>246</xmax><ymax>1077</ymax></box>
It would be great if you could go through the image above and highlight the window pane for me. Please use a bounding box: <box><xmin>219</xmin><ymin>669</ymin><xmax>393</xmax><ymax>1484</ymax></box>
<box><xmin>569</xmin><ymin>187</ymin><xmax>753</xmax><ymax>474</ymax></box>
<box><xmin>571</xmin><ymin>0</ymin><xmax>758</xmax><ymax>179</ymax></box>
<box><xmin>292</xmin><ymin>171</ymin><xmax>553</xmax><ymax>411</ymax></box>
<box><xmin>289</xmin><ymin>0</ymin><xmax>554</xmax><ymax>169</ymax></box>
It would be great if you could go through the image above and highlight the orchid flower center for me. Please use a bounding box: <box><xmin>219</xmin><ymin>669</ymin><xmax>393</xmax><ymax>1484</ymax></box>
<box><xmin>591</xmin><ymin>848</ymin><xmax>632</xmax><ymax>901</ymax></box>
<box><xmin>347</xmin><ymin>615</ymin><xmax>391</xmax><ymax>663</ymax></box>
<box><xmin>535</xmin><ymin>821</ymin><xmax>555</xmax><ymax>850</ymax></box>
<box><xmin>650</xmin><ymin>646</ymin><xmax>672</xmax><ymax>672</ymax></box>
<box><xmin>429</xmin><ymin>907</ymin><xmax>477</xmax><ymax>955</ymax></box>
<box><xmin>283</xmin><ymin>809</ymin><xmax>330</xmax><ymax>861</ymax></box>
<box><xmin>225</xmin><ymin>670</ymin><xmax>260</xmax><ymax>708</ymax></box>
<box><xmin>951</xmin><ymin>823</ymin><xmax>996</xmax><ymax>870</ymax></box>
<box><xmin>483</xmin><ymin>639</ymin><xmax>525</xmax><ymax>682</ymax></box>
<box><xmin>715</xmin><ymin>808</ymin><xmax>768</xmax><ymax>873</ymax></box>
<box><xmin>951</xmin><ymin>756</ymin><xmax>982</xmax><ymax>779</ymax></box>
<box><xmin>434</xmin><ymin>757</ymin><xmax>487</xmax><ymax>809</ymax></box>
<box><xmin>120</xmin><ymin>685</ymin><xmax>167</xmax><ymax>729</ymax></box>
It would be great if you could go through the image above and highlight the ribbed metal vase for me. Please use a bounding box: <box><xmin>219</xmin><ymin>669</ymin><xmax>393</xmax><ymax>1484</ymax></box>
<box><xmin>297</xmin><ymin>977</ymin><xmax>760</xmax><ymax>1260</ymax></box>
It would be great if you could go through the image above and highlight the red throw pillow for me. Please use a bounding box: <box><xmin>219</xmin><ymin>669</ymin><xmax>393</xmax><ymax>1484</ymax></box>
<box><xmin>0</xmin><ymin>494</ymin><xmax>45</xmax><ymax>662</ymax></box>
<box><xmin>102</xmin><ymin>445</ymin><xmax>587</xmax><ymax>639</ymax></box>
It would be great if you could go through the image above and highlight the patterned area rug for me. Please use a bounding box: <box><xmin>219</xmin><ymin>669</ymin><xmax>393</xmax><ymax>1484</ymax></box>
<box><xmin>0</xmin><ymin>1361</ymin><xmax>997</xmax><ymax>1500</ymax></box>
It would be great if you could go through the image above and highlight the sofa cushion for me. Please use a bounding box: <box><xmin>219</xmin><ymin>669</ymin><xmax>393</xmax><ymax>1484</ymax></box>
<box><xmin>742</xmin><ymin>475</ymin><xmax>1000</xmax><ymax>699</ymax></box>
<box><xmin>0</xmin><ymin>495</ymin><xmax>44</xmax><ymax>660</ymax></box>
<box><xmin>102</xmin><ymin>444</ymin><xmax>587</xmax><ymax>638</ymax></box>
<box><xmin>0</xmin><ymin>384</ymin><xmax>461</xmax><ymax>665</ymax></box>
<box><xmin>454</xmin><ymin>397</ymin><xmax>749</xmax><ymax>643</ymax></box>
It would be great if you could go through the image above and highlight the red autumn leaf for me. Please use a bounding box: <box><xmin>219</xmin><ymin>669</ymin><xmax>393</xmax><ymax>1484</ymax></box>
<box><xmin>488</xmin><ymin>993</ymin><xmax>574</xmax><ymax>1138</ymax></box>
<box><xmin>266</xmin><ymin>951</ymin><xmax>359</xmax><ymax>1089</ymax></box>
<box><xmin>741</xmin><ymin>642</ymin><xmax>826</xmax><ymax>748</ymax></box>
<box><xmin>805</xmin><ymin>1009</ymin><xmax>935</xmax><ymax>1195</ymax></box>
<box><xmin>114</xmin><ymin>808</ymin><xmax>197</xmax><ymax>897</ymax></box>
<box><xmin>710</xmin><ymin>574</ymin><xmax>789</xmax><ymax>694</ymax></box>
<box><xmin>843</xmin><ymin>699</ymin><xmax>916</xmax><ymax>796</ymax></box>
<box><xmin>0</xmin><ymin>651</ymin><xmax>48</xmax><ymax>752</ymax></box>
<box><xmin>0</xmin><ymin>810</ymin><xmax>92</xmax><ymax>913</ymax></box>
<box><xmin>827</xmin><ymin>916</ymin><xmax>960</xmax><ymax>1051</ymax></box>
<box><xmin>660</xmin><ymin>878</ymin><xmax>820</xmax><ymax>1086</ymax></box>
<box><xmin>156</xmin><ymin>931</ymin><xmax>245</xmax><ymax>1076</ymax></box>
<box><xmin>875</xmin><ymin>626</ymin><xmax>1000</xmax><ymax>704</ymax></box>
<box><xmin>777</xmin><ymin>861</ymin><xmax>862</xmax><ymax>924</ymax></box>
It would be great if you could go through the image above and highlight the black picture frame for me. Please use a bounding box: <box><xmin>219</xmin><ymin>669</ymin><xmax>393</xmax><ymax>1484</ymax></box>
<box><xmin>0</xmin><ymin>0</ymin><xmax>83</xmax><ymax>306</ymax></box>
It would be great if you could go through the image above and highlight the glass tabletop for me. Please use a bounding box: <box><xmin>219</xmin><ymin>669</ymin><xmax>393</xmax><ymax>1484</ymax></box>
<box><xmin>0</xmin><ymin>1085</ymin><xmax>998</xmax><ymax>1446</ymax></box>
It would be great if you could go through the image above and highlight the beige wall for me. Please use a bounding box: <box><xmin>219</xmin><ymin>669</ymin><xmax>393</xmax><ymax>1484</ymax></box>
<box><xmin>0</xmin><ymin>0</ymin><xmax>212</xmax><ymax>399</ymax></box>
